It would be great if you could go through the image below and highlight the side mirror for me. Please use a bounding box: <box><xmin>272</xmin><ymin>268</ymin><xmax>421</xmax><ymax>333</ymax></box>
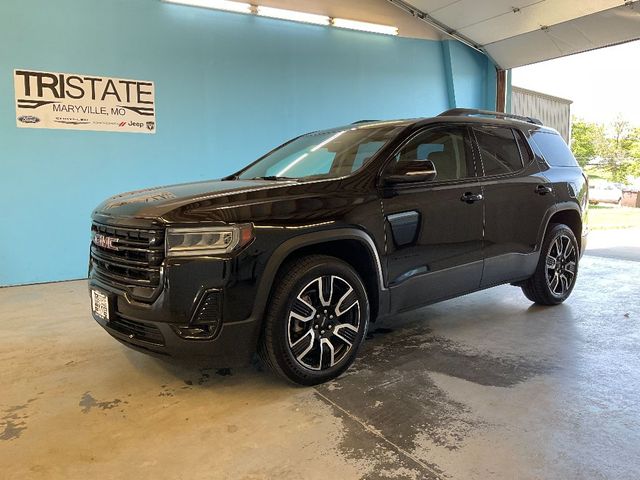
<box><xmin>384</xmin><ymin>160</ymin><xmax>437</xmax><ymax>184</ymax></box>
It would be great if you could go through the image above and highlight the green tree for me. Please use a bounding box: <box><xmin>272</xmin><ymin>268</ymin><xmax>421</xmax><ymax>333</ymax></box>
<box><xmin>627</xmin><ymin>128</ymin><xmax>640</xmax><ymax>178</ymax></box>
<box><xmin>570</xmin><ymin>118</ymin><xmax>606</xmax><ymax>167</ymax></box>
<box><xmin>601</xmin><ymin>117</ymin><xmax>640</xmax><ymax>183</ymax></box>
<box><xmin>574</xmin><ymin>116</ymin><xmax>640</xmax><ymax>183</ymax></box>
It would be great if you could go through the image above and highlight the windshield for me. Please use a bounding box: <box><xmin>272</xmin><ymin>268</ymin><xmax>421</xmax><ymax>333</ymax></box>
<box><xmin>237</xmin><ymin>125</ymin><xmax>404</xmax><ymax>180</ymax></box>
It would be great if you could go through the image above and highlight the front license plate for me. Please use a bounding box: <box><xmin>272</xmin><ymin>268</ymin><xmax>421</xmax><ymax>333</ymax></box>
<box><xmin>91</xmin><ymin>289</ymin><xmax>110</xmax><ymax>320</ymax></box>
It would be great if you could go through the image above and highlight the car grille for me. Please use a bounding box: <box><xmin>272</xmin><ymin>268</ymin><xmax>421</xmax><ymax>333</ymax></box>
<box><xmin>90</xmin><ymin>222</ymin><xmax>165</xmax><ymax>300</ymax></box>
<box><xmin>108</xmin><ymin>314</ymin><xmax>165</xmax><ymax>346</ymax></box>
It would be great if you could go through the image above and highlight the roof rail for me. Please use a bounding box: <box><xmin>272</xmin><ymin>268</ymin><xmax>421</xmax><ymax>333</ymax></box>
<box><xmin>438</xmin><ymin>108</ymin><xmax>543</xmax><ymax>126</ymax></box>
<box><xmin>351</xmin><ymin>120</ymin><xmax>379</xmax><ymax>124</ymax></box>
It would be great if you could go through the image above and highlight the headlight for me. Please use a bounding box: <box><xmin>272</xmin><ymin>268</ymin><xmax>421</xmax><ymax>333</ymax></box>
<box><xmin>166</xmin><ymin>224</ymin><xmax>254</xmax><ymax>257</ymax></box>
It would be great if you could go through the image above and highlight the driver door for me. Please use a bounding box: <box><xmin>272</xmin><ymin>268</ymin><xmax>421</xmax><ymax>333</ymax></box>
<box><xmin>380</xmin><ymin>125</ymin><xmax>484</xmax><ymax>312</ymax></box>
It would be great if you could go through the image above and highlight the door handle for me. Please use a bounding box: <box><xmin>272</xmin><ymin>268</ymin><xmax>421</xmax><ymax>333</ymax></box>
<box><xmin>460</xmin><ymin>192</ymin><xmax>483</xmax><ymax>204</ymax></box>
<box><xmin>535</xmin><ymin>185</ymin><xmax>553</xmax><ymax>195</ymax></box>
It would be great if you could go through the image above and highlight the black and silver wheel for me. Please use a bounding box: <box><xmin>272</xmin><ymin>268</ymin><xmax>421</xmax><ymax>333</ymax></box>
<box><xmin>259</xmin><ymin>255</ymin><xmax>369</xmax><ymax>385</ymax></box>
<box><xmin>521</xmin><ymin>223</ymin><xmax>579</xmax><ymax>305</ymax></box>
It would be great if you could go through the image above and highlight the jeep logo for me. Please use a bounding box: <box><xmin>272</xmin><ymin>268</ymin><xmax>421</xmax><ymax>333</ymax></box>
<box><xmin>118</xmin><ymin>121</ymin><xmax>144</xmax><ymax>128</ymax></box>
<box><xmin>93</xmin><ymin>233</ymin><xmax>119</xmax><ymax>251</ymax></box>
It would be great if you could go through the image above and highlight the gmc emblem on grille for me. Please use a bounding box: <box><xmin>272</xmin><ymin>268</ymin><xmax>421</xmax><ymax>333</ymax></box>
<box><xmin>93</xmin><ymin>233</ymin><xmax>119</xmax><ymax>251</ymax></box>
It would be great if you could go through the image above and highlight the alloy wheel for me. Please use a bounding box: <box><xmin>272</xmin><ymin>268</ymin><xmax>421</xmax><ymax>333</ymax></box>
<box><xmin>287</xmin><ymin>275</ymin><xmax>361</xmax><ymax>371</ymax></box>
<box><xmin>545</xmin><ymin>234</ymin><xmax>577</xmax><ymax>297</ymax></box>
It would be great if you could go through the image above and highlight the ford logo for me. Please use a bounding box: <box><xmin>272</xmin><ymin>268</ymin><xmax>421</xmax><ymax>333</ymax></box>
<box><xmin>17</xmin><ymin>115</ymin><xmax>40</xmax><ymax>124</ymax></box>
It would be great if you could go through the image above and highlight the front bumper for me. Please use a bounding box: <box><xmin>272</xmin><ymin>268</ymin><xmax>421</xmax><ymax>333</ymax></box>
<box><xmin>91</xmin><ymin>308</ymin><xmax>259</xmax><ymax>366</ymax></box>
<box><xmin>88</xmin><ymin>254</ymin><xmax>262</xmax><ymax>367</ymax></box>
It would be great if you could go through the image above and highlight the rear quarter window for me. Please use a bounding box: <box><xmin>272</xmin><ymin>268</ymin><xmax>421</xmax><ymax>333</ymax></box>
<box><xmin>530</xmin><ymin>131</ymin><xmax>578</xmax><ymax>167</ymax></box>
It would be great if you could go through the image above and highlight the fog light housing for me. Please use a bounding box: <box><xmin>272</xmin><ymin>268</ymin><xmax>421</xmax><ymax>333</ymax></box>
<box><xmin>173</xmin><ymin>290</ymin><xmax>223</xmax><ymax>340</ymax></box>
<box><xmin>172</xmin><ymin>323</ymin><xmax>219</xmax><ymax>340</ymax></box>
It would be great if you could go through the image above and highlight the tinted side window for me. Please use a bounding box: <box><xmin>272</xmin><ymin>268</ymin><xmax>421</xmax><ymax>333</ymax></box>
<box><xmin>514</xmin><ymin>130</ymin><xmax>534</xmax><ymax>164</ymax></box>
<box><xmin>474</xmin><ymin>126</ymin><xmax>523</xmax><ymax>176</ymax></box>
<box><xmin>531</xmin><ymin>131</ymin><xmax>578</xmax><ymax>167</ymax></box>
<box><xmin>392</xmin><ymin>127</ymin><xmax>475</xmax><ymax>181</ymax></box>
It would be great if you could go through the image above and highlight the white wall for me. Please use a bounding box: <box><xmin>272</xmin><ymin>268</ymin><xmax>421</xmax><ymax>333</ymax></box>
<box><xmin>511</xmin><ymin>86</ymin><xmax>572</xmax><ymax>142</ymax></box>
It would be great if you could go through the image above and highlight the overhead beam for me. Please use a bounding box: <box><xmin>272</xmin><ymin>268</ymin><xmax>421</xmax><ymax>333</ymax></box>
<box><xmin>484</xmin><ymin>1</ymin><xmax>640</xmax><ymax>68</ymax></box>
<box><xmin>386</xmin><ymin>0</ymin><xmax>481</xmax><ymax>50</ymax></box>
<box><xmin>386</xmin><ymin>0</ymin><xmax>502</xmax><ymax>68</ymax></box>
<box><xmin>390</xmin><ymin>0</ymin><xmax>639</xmax><ymax>69</ymax></box>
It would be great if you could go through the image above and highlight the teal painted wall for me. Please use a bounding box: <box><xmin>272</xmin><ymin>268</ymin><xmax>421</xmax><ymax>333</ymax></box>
<box><xmin>441</xmin><ymin>40</ymin><xmax>496</xmax><ymax>110</ymax></box>
<box><xmin>0</xmin><ymin>0</ymin><xmax>495</xmax><ymax>285</ymax></box>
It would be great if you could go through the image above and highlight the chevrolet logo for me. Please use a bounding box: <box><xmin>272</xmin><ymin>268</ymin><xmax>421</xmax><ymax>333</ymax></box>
<box><xmin>93</xmin><ymin>233</ymin><xmax>119</xmax><ymax>251</ymax></box>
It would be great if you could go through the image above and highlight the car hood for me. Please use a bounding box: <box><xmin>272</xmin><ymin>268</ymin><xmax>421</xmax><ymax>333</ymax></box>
<box><xmin>92</xmin><ymin>178</ymin><xmax>298</xmax><ymax>224</ymax></box>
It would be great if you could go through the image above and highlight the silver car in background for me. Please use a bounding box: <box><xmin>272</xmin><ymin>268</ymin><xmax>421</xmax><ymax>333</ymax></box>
<box><xmin>589</xmin><ymin>181</ymin><xmax>623</xmax><ymax>205</ymax></box>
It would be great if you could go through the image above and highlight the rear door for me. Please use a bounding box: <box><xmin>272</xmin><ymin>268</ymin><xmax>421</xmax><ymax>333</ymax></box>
<box><xmin>380</xmin><ymin>125</ymin><xmax>484</xmax><ymax>311</ymax></box>
<box><xmin>473</xmin><ymin>125</ymin><xmax>555</xmax><ymax>287</ymax></box>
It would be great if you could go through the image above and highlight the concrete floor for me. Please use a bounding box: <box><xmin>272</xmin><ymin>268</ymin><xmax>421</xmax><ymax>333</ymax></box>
<box><xmin>585</xmin><ymin>227</ymin><xmax>640</xmax><ymax>263</ymax></box>
<box><xmin>2</xmin><ymin>234</ymin><xmax>640</xmax><ymax>479</ymax></box>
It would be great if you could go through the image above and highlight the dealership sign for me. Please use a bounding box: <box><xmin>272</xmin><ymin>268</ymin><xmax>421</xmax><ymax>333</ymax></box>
<box><xmin>14</xmin><ymin>69</ymin><xmax>156</xmax><ymax>134</ymax></box>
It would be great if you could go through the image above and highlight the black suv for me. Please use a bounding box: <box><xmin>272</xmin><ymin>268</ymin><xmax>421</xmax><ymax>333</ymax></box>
<box><xmin>89</xmin><ymin>109</ymin><xmax>588</xmax><ymax>385</ymax></box>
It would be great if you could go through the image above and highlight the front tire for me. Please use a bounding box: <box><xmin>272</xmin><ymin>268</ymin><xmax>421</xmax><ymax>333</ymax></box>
<box><xmin>259</xmin><ymin>255</ymin><xmax>369</xmax><ymax>386</ymax></box>
<box><xmin>521</xmin><ymin>224</ymin><xmax>579</xmax><ymax>305</ymax></box>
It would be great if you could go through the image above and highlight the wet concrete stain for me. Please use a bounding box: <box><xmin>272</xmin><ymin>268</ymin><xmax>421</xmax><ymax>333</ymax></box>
<box><xmin>79</xmin><ymin>392</ymin><xmax>125</xmax><ymax>414</ymax></box>
<box><xmin>367</xmin><ymin>327</ymin><xmax>394</xmax><ymax>340</ymax></box>
<box><xmin>183</xmin><ymin>366</ymin><xmax>233</xmax><ymax>385</ymax></box>
<box><xmin>197</xmin><ymin>368</ymin><xmax>212</xmax><ymax>385</ymax></box>
<box><xmin>316</xmin><ymin>393</ymin><xmax>442</xmax><ymax>480</ymax></box>
<box><xmin>179</xmin><ymin>366</ymin><xmax>231</xmax><ymax>386</ymax></box>
<box><xmin>0</xmin><ymin>419</ymin><xmax>27</xmax><ymax>441</ymax></box>
<box><xmin>315</xmin><ymin>321</ymin><xmax>553</xmax><ymax>474</ymax></box>
<box><xmin>1</xmin><ymin>402</ymin><xmax>34</xmax><ymax>441</ymax></box>
<box><xmin>5</xmin><ymin>404</ymin><xmax>28</xmax><ymax>413</ymax></box>
<box><xmin>158</xmin><ymin>390</ymin><xmax>174</xmax><ymax>397</ymax></box>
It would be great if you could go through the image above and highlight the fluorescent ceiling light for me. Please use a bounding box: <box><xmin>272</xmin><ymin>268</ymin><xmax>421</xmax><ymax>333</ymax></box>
<box><xmin>257</xmin><ymin>6</ymin><xmax>330</xmax><ymax>26</ymax></box>
<box><xmin>163</xmin><ymin>1</ymin><xmax>400</xmax><ymax>36</ymax></box>
<box><xmin>332</xmin><ymin>18</ymin><xmax>398</xmax><ymax>36</ymax></box>
<box><xmin>163</xmin><ymin>0</ymin><xmax>252</xmax><ymax>14</ymax></box>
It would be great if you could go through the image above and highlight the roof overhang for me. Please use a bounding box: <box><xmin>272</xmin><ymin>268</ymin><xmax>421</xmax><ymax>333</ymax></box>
<box><xmin>389</xmin><ymin>0</ymin><xmax>640</xmax><ymax>68</ymax></box>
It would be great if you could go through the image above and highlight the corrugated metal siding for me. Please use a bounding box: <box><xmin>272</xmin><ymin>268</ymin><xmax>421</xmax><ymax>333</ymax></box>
<box><xmin>511</xmin><ymin>86</ymin><xmax>572</xmax><ymax>142</ymax></box>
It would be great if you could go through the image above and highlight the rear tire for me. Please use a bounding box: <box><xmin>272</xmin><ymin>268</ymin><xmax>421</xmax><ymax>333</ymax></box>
<box><xmin>521</xmin><ymin>224</ymin><xmax>579</xmax><ymax>305</ymax></box>
<box><xmin>259</xmin><ymin>255</ymin><xmax>369</xmax><ymax>386</ymax></box>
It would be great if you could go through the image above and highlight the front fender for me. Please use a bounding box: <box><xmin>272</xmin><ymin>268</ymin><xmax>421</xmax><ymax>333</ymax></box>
<box><xmin>250</xmin><ymin>228</ymin><xmax>387</xmax><ymax>322</ymax></box>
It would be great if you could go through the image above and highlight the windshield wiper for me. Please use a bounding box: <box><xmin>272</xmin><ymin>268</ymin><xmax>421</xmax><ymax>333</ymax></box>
<box><xmin>250</xmin><ymin>176</ymin><xmax>297</xmax><ymax>181</ymax></box>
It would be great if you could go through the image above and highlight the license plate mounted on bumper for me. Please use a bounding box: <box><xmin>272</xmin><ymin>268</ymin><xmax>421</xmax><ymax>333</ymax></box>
<box><xmin>91</xmin><ymin>289</ymin><xmax>111</xmax><ymax>320</ymax></box>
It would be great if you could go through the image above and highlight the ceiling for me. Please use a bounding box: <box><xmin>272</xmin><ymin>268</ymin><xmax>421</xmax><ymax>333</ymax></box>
<box><xmin>393</xmin><ymin>0</ymin><xmax>640</xmax><ymax>68</ymax></box>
